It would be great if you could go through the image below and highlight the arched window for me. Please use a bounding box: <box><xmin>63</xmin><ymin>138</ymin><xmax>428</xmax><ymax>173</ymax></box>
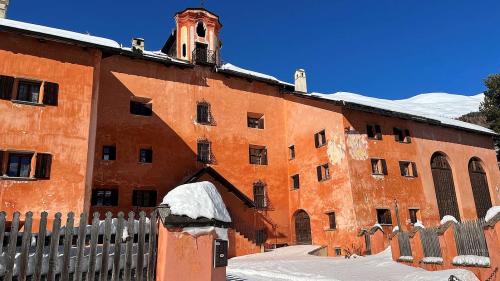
<box><xmin>196</xmin><ymin>21</ymin><xmax>206</xmax><ymax>37</ymax></box>
<box><xmin>431</xmin><ymin>152</ymin><xmax>460</xmax><ymax>220</ymax></box>
<box><xmin>253</xmin><ymin>181</ymin><xmax>267</xmax><ymax>209</ymax></box>
<box><xmin>468</xmin><ymin>158</ymin><xmax>492</xmax><ymax>218</ymax></box>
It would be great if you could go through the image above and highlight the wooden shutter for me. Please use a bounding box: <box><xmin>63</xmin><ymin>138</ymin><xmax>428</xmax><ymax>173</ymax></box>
<box><xmin>366</xmin><ymin>125</ymin><xmax>374</xmax><ymax>138</ymax></box>
<box><xmin>375</xmin><ymin>125</ymin><xmax>381</xmax><ymax>134</ymax></box>
<box><xmin>258</xmin><ymin>118</ymin><xmax>264</xmax><ymax>129</ymax></box>
<box><xmin>393</xmin><ymin>128</ymin><xmax>401</xmax><ymax>141</ymax></box>
<box><xmin>316</xmin><ymin>166</ymin><xmax>322</xmax><ymax>181</ymax></box>
<box><xmin>0</xmin><ymin>151</ymin><xmax>4</xmax><ymax>176</ymax></box>
<box><xmin>381</xmin><ymin>159</ymin><xmax>388</xmax><ymax>175</ymax></box>
<box><xmin>412</xmin><ymin>162</ymin><xmax>418</xmax><ymax>177</ymax></box>
<box><xmin>399</xmin><ymin>162</ymin><xmax>406</xmax><ymax>176</ymax></box>
<box><xmin>0</xmin><ymin>75</ymin><xmax>14</xmax><ymax>100</ymax></box>
<box><xmin>404</xmin><ymin>129</ymin><xmax>411</xmax><ymax>143</ymax></box>
<box><xmin>43</xmin><ymin>82</ymin><xmax>59</xmax><ymax>105</ymax></box>
<box><xmin>314</xmin><ymin>133</ymin><xmax>319</xmax><ymax>148</ymax></box>
<box><xmin>35</xmin><ymin>153</ymin><xmax>52</xmax><ymax>179</ymax></box>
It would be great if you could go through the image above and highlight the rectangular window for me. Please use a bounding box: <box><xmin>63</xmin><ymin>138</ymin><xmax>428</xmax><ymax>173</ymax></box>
<box><xmin>327</xmin><ymin>212</ymin><xmax>336</xmax><ymax>229</ymax></box>
<box><xmin>34</xmin><ymin>153</ymin><xmax>52</xmax><ymax>179</ymax></box>
<box><xmin>7</xmin><ymin>152</ymin><xmax>33</xmax><ymax>178</ymax></box>
<box><xmin>132</xmin><ymin>190</ymin><xmax>157</xmax><ymax>207</ymax></box>
<box><xmin>91</xmin><ymin>189</ymin><xmax>118</xmax><ymax>206</ymax></box>
<box><xmin>139</xmin><ymin>148</ymin><xmax>153</xmax><ymax>163</ymax></box>
<box><xmin>314</xmin><ymin>130</ymin><xmax>327</xmax><ymax>148</ymax></box>
<box><xmin>335</xmin><ymin>248</ymin><xmax>342</xmax><ymax>256</ymax></box>
<box><xmin>0</xmin><ymin>151</ymin><xmax>5</xmax><ymax>175</ymax></box>
<box><xmin>399</xmin><ymin>161</ymin><xmax>418</xmax><ymax>177</ymax></box>
<box><xmin>316</xmin><ymin>163</ymin><xmax>330</xmax><ymax>181</ymax></box>
<box><xmin>393</xmin><ymin>127</ymin><xmax>411</xmax><ymax>143</ymax></box>
<box><xmin>130</xmin><ymin>100</ymin><xmax>152</xmax><ymax>116</ymax></box>
<box><xmin>291</xmin><ymin>174</ymin><xmax>300</xmax><ymax>189</ymax></box>
<box><xmin>42</xmin><ymin>82</ymin><xmax>59</xmax><ymax>106</ymax></box>
<box><xmin>16</xmin><ymin>80</ymin><xmax>41</xmax><ymax>103</ymax></box>
<box><xmin>197</xmin><ymin>140</ymin><xmax>211</xmax><ymax>163</ymax></box>
<box><xmin>289</xmin><ymin>145</ymin><xmax>295</xmax><ymax>160</ymax></box>
<box><xmin>253</xmin><ymin>183</ymin><xmax>267</xmax><ymax>209</ymax></box>
<box><xmin>249</xmin><ymin>145</ymin><xmax>267</xmax><ymax>165</ymax></box>
<box><xmin>371</xmin><ymin>158</ymin><xmax>388</xmax><ymax>175</ymax></box>
<box><xmin>247</xmin><ymin>113</ymin><xmax>264</xmax><ymax>129</ymax></box>
<box><xmin>409</xmin><ymin>209</ymin><xmax>419</xmax><ymax>224</ymax></box>
<box><xmin>0</xmin><ymin>75</ymin><xmax>14</xmax><ymax>100</ymax></box>
<box><xmin>377</xmin><ymin>209</ymin><xmax>393</xmax><ymax>225</ymax></box>
<box><xmin>197</xmin><ymin>102</ymin><xmax>210</xmax><ymax>124</ymax></box>
<box><xmin>102</xmin><ymin>145</ymin><xmax>116</xmax><ymax>161</ymax></box>
<box><xmin>367</xmin><ymin>124</ymin><xmax>382</xmax><ymax>140</ymax></box>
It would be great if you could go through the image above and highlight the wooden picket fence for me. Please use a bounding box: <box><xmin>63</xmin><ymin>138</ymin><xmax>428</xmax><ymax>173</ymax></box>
<box><xmin>420</xmin><ymin>226</ymin><xmax>442</xmax><ymax>258</ymax></box>
<box><xmin>453</xmin><ymin>218</ymin><xmax>489</xmax><ymax>257</ymax></box>
<box><xmin>0</xmin><ymin>210</ymin><xmax>158</xmax><ymax>281</ymax></box>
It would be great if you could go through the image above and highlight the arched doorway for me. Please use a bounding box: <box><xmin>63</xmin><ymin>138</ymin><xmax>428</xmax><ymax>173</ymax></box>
<box><xmin>294</xmin><ymin>210</ymin><xmax>312</xmax><ymax>245</ymax></box>
<box><xmin>468</xmin><ymin>158</ymin><xmax>492</xmax><ymax>218</ymax></box>
<box><xmin>431</xmin><ymin>153</ymin><xmax>460</xmax><ymax>220</ymax></box>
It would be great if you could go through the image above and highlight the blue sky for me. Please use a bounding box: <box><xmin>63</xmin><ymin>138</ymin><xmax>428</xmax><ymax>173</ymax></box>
<box><xmin>6</xmin><ymin>1</ymin><xmax>500</xmax><ymax>99</ymax></box>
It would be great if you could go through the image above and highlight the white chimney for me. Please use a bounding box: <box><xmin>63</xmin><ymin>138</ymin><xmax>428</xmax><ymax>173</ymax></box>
<box><xmin>0</xmin><ymin>0</ymin><xmax>9</xmax><ymax>19</ymax></box>
<box><xmin>294</xmin><ymin>69</ymin><xmax>307</xmax><ymax>93</ymax></box>
<box><xmin>131</xmin><ymin>38</ymin><xmax>145</xmax><ymax>53</ymax></box>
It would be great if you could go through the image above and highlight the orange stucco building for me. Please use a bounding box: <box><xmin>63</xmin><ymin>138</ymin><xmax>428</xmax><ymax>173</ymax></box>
<box><xmin>1</xmin><ymin>8</ymin><xmax>499</xmax><ymax>256</ymax></box>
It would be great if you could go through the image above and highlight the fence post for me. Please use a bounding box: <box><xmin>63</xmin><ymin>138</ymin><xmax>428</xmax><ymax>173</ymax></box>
<box><xmin>370</xmin><ymin>228</ymin><xmax>385</xmax><ymax>255</ymax></box>
<box><xmin>484</xmin><ymin>214</ymin><xmax>500</xmax><ymax>274</ymax></box>
<box><xmin>409</xmin><ymin>228</ymin><xmax>423</xmax><ymax>267</ymax></box>
<box><xmin>389</xmin><ymin>232</ymin><xmax>400</xmax><ymax>262</ymax></box>
<box><xmin>437</xmin><ymin>222</ymin><xmax>457</xmax><ymax>269</ymax></box>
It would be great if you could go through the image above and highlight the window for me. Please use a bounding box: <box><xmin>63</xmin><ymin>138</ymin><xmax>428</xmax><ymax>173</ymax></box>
<box><xmin>196</xmin><ymin>102</ymin><xmax>211</xmax><ymax>124</ymax></box>
<box><xmin>335</xmin><ymin>248</ymin><xmax>342</xmax><ymax>256</ymax></box>
<box><xmin>7</xmin><ymin>152</ymin><xmax>33</xmax><ymax>178</ymax></box>
<box><xmin>316</xmin><ymin>163</ymin><xmax>330</xmax><ymax>181</ymax></box>
<box><xmin>0</xmin><ymin>151</ymin><xmax>5</xmax><ymax>175</ymax></box>
<box><xmin>327</xmin><ymin>212</ymin><xmax>336</xmax><ymax>229</ymax></box>
<box><xmin>367</xmin><ymin>124</ymin><xmax>382</xmax><ymax>140</ymax></box>
<box><xmin>371</xmin><ymin>158</ymin><xmax>388</xmax><ymax>175</ymax></box>
<box><xmin>399</xmin><ymin>161</ymin><xmax>418</xmax><ymax>177</ymax></box>
<box><xmin>197</xmin><ymin>140</ymin><xmax>211</xmax><ymax>163</ymax></box>
<box><xmin>139</xmin><ymin>148</ymin><xmax>153</xmax><ymax>163</ymax></box>
<box><xmin>182</xmin><ymin>44</ymin><xmax>187</xmax><ymax>57</ymax></box>
<box><xmin>42</xmin><ymin>82</ymin><xmax>59</xmax><ymax>106</ymax></box>
<box><xmin>289</xmin><ymin>145</ymin><xmax>295</xmax><ymax>160</ymax></box>
<box><xmin>376</xmin><ymin>209</ymin><xmax>392</xmax><ymax>225</ymax></box>
<box><xmin>16</xmin><ymin>80</ymin><xmax>41</xmax><ymax>103</ymax></box>
<box><xmin>253</xmin><ymin>182</ymin><xmax>267</xmax><ymax>209</ymax></box>
<box><xmin>409</xmin><ymin>209</ymin><xmax>419</xmax><ymax>224</ymax></box>
<box><xmin>0</xmin><ymin>75</ymin><xmax>14</xmax><ymax>100</ymax></box>
<box><xmin>102</xmin><ymin>145</ymin><xmax>116</xmax><ymax>161</ymax></box>
<box><xmin>247</xmin><ymin>113</ymin><xmax>264</xmax><ymax>129</ymax></box>
<box><xmin>130</xmin><ymin>100</ymin><xmax>152</xmax><ymax>116</ymax></box>
<box><xmin>291</xmin><ymin>174</ymin><xmax>300</xmax><ymax>189</ymax></box>
<box><xmin>132</xmin><ymin>190</ymin><xmax>157</xmax><ymax>207</ymax></box>
<box><xmin>393</xmin><ymin>128</ymin><xmax>411</xmax><ymax>143</ymax></box>
<box><xmin>196</xmin><ymin>21</ymin><xmax>206</xmax><ymax>37</ymax></box>
<box><xmin>34</xmin><ymin>153</ymin><xmax>52</xmax><ymax>179</ymax></box>
<box><xmin>91</xmin><ymin>189</ymin><xmax>118</xmax><ymax>206</ymax></box>
<box><xmin>249</xmin><ymin>145</ymin><xmax>267</xmax><ymax>165</ymax></box>
<box><xmin>314</xmin><ymin>130</ymin><xmax>327</xmax><ymax>148</ymax></box>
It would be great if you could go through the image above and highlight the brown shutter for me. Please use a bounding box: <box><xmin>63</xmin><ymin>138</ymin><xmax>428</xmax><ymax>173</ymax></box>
<box><xmin>381</xmin><ymin>159</ymin><xmax>388</xmax><ymax>175</ymax></box>
<box><xmin>399</xmin><ymin>162</ymin><xmax>405</xmax><ymax>176</ymax></box>
<box><xmin>43</xmin><ymin>82</ymin><xmax>59</xmax><ymax>106</ymax></box>
<box><xmin>404</xmin><ymin>129</ymin><xmax>411</xmax><ymax>143</ymax></box>
<box><xmin>314</xmin><ymin>133</ymin><xmax>319</xmax><ymax>148</ymax></box>
<box><xmin>35</xmin><ymin>153</ymin><xmax>52</xmax><ymax>179</ymax></box>
<box><xmin>412</xmin><ymin>162</ymin><xmax>418</xmax><ymax>177</ymax></box>
<box><xmin>393</xmin><ymin>128</ymin><xmax>400</xmax><ymax>141</ymax></box>
<box><xmin>0</xmin><ymin>151</ymin><xmax>4</xmax><ymax>175</ymax></box>
<box><xmin>316</xmin><ymin>166</ymin><xmax>322</xmax><ymax>181</ymax></box>
<box><xmin>0</xmin><ymin>75</ymin><xmax>14</xmax><ymax>100</ymax></box>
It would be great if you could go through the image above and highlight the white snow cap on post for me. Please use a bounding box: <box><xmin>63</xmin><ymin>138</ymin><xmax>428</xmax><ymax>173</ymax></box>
<box><xmin>485</xmin><ymin>206</ymin><xmax>500</xmax><ymax>222</ymax></box>
<box><xmin>440</xmin><ymin>215</ymin><xmax>458</xmax><ymax>225</ymax></box>
<box><xmin>161</xmin><ymin>181</ymin><xmax>231</xmax><ymax>223</ymax></box>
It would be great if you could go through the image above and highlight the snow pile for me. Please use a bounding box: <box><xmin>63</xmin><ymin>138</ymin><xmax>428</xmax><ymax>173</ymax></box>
<box><xmin>372</xmin><ymin>223</ymin><xmax>383</xmax><ymax>231</ymax></box>
<box><xmin>485</xmin><ymin>205</ymin><xmax>500</xmax><ymax>223</ymax></box>
<box><xmin>398</xmin><ymin>256</ymin><xmax>414</xmax><ymax>262</ymax></box>
<box><xmin>0</xmin><ymin>18</ymin><xmax>120</xmax><ymax>49</ymax></box>
<box><xmin>414</xmin><ymin>220</ymin><xmax>425</xmax><ymax>228</ymax></box>
<box><xmin>227</xmin><ymin>246</ymin><xmax>479</xmax><ymax>281</ymax></box>
<box><xmin>218</xmin><ymin>63</ymin><xmax>293</xmax><ymax>86</ymax></box>
<box><xmin>452</xmin><ymin>255</ymin><xmax>490</xmax><ymax>267</ymax></box>
<box><xmin>395</xmin><ymin>93</ymin><xmax>483</xmax><ymax>119</ymax></box>
<box><xmin>182</xmin><ymin>226</ymin><xmax>228</xmax><ymax>240</ymax></box>
<box><xmin>422</xmin><ymin>257</ymin><xmax>444</xmax><ymax>264</ymax></box>
<box><xmin>440</xmin><ymin>215</ymin><xmax>458</xmax><ymax>225</ymax></box>
<box><xmin>161</xmin><ymin>181</ymin><xmax>231</xmax><ymax>223</ymax></box>
<box><xmin>392</xmin><ymin>225</ymin><xmax>399</xmax><ymax>233</ymax></box>
<box><xmin>312</xmin><ymin>92</ymin><xmax>494</xmax><ymax>135</ymax></box>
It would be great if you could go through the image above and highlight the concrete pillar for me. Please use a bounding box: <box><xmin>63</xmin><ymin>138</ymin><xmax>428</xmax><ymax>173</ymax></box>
<box><xmin>437</xmin><ymin>223</ymin><xmax>457</xmax><ymax>268</ymax></box>
<box><xmin>370</xmin><ymin>229</ymin><xmax>385</xmax><ymax>254</ymax></box>
<box><xmin>389</xmin><ymin>234</ymin><xmax>400</xmax><ymax>262</ymax></box>
<box><xmin>409</xmin><ymin>230</ymin><xmax>423</xmax><ymax>267</ymax></box>
<box><xmin>0</xmin><ymin>0</ymin><xmax>9</xmax><ymax>19</ymax></box>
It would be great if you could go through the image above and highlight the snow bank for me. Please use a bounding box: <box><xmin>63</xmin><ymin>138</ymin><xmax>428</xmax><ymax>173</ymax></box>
<box><xmin>161</xmin><ymin>181</ymin><xmax>231</xmax><ymax>223</ymax></box>
<box><xmin>422</xmin><ymin>257</ymin><xmax>444</xmax><ymax>264</ymax></box>
<box><xmin>452</xmin><ymin>255</ymin><xmax>490</xmax><ymax>267</ymax></box>
<box><xmin>440</xmin><ymin>215</ymin><xmax>458</xmax><ymax>225</ymax></box>
<box><xmin>218</xmin><ymin>63</ymin><xmax>293</xmax><ymax>86</ymax></box>
<box><xmin>392</xmin><ymin>225</ymin><xmax>399</xmax><ymax>233</ymax></box>
<box><xmin>485</xmin><ymin>205</ymin><xmax>500</xmax><ymax>222</ymax></box>
<box><xmin>0</xmin><ymin>18</ymin><xmax>120</xmax><ymax>49</ymax></box>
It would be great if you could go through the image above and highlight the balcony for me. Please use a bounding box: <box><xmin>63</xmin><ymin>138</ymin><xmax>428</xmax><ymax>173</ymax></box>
<box><xmin>192</xmin><ymin>48</ymin><xmax>217</xmax><ymax>65</ymax></box>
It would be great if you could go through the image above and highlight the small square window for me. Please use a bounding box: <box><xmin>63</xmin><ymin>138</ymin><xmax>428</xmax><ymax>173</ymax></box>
<box><xmin>399</xmin><ymin>161</ymin><xmax>418</xmax><ymax>177</ymax></box>
<box><xmin>316</xmin><ymin>163</ymin><xmax>330</xmax><ymax>181</ymax></box>
<box><xmin>132</xmin><ymin>190</ymin><xmax>157</xmax><ymax>207</ymax></box>
<box><xmin>91</xmin><ymin>189</ymin><xmax>118</xmax><ymax>206</ymax></box>
<box><xmin>335</xmin><ymin>247</ymin><xmax>342</xmax><ymax>256</ymax></box>
<box><xmin>289</xmin><ymin>145</ymin><xmax>295</xmax><ymax>160</ymax></box>
<box><xmin>394</xmin><ymin>127</ymin><xmax>411</xmax><ymax>143</ymax></box>
<box><xmin>409</xmin><ymin>209</ymin><xmax>419</xmax><ymax>224</ymax></box>
<box><xmin>247</xmin><ymin>113</ymin><xmax>264</xmax><ymax>129</ymax></box>
<box><xmin>377</xmin><ymin>209</ymin><xmax>392</xmax><ymax>225</ymax></box>
<box><xmin>314</xmin><ymin>130</ymin><xmax>327</xmax><ymax>148</ymax></box>
<box><xmin>327</xmin><ymin>212</ymin><xmax>336</xmax><ymax>229</ymax></box>
<box><xmin>17</xmin><ymin>81</ymin><xmax>41</xmax><ymax>103</ymax></box>
<box><xmin>7</xmin><ymin>152</ymin><xmax>33</xmax><ymax>178</ymax></box>
<box><xmin>367</xmin><ymin>124</ymin><xmax>382</xmax><ymax>140</ymax></box>
<box><xmin>102</xmin><ymin>145</ymin><xmax>116</xmax><ymax>161</ymax></box>
<box><xmin>197</xmin><ymin>140</ymin><xmax>211</xmax><ymax>163</ymax></box>
<box><xmin>139</xmin><ymin>148</ymin><xmax>153</xmax><ymax>163</ymax></box>
<box><xmin>249</xmin><ymin>145</ymin><xmax>267</xmax><ymax>165</ymax></box>
<box><xmin>371</xmin><ymin>158</ymin><xmax>388</xmax><ymax>175</ymax></box>
<box><xmin>291</xmin><ymin>174</ymin><xmax>300</xmax><ymax>189</ymax></box>
<box><xmin>130</xmin><ymin>100</ymin><xmax>152</xmax><ymax>116</ymax></box>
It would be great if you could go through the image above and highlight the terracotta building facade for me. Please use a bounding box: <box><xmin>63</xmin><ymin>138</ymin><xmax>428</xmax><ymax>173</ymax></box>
<box><xmin>1</xmin><ymin>8</ymin><xmax>499</xmax><ymax>255</ymax></box>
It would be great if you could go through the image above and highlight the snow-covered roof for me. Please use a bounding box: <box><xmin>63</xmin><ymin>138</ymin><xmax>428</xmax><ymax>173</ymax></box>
<box><xmin>217</xmin><ymin>63</ymin><xmax>294</xmax><ymax>87</ymax></box>
<box><xmin>0</xmin><ymin>18</ymin><xmax>120</xmax><ymax>49</ymax></box>
<box><xmin>310</xmin><ymin>92</ymin><xmax>495</xmax><ymax>135</ymax></box>
<box><xmin>161</xmin><ymin>181</ymin><xmax>231</xmax><ymax>223</ymax></box>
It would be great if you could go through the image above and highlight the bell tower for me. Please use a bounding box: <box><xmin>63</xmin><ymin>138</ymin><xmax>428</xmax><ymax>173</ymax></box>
<box><xmin>174</xmin><ymin>8</ymin><xmax>222</xmax><ymax>65</ymax></box>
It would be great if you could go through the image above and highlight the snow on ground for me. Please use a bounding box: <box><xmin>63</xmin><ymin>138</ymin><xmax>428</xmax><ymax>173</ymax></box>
<box><xmin>227</xmin><ymin>246</ymin><xmax>479</xmax><ymax>281</ymax></box>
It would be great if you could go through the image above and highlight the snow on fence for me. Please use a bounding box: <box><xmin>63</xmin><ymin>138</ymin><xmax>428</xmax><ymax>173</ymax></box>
<box><xmin>0</xmin><ymin>210</ymin><xmax>158</xmax><ymax>281</ymax></box>
<box><xmin>420</xmin><ymin>227</ymin><xmax>442</xmax><ymax>260</ymax></box>
<box><xmin>453</xmin><ymin>218</ymin><xmax>489</xmax><ymax>258</ymax></box>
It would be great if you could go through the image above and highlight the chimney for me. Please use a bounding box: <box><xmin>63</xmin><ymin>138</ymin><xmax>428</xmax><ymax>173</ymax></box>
<box><xmin>131</xmin><ymin>38</ymin><xmax>145</xmax><ymax>53</ymax></box>
<box><xmin>294</xmin><ymin>69</ymin><xmax>307</xmax><ymax>93</ymax></box>
<box><xmin>0</xmin><ymin>0</ymin><xmax>9</xmax><ymax>19</ymax></box>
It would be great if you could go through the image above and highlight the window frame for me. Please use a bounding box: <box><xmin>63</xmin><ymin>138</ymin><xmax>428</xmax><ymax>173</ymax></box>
<box><xmin>132</xmin><ymin>189</ymin><xmax>158</xmax><ymax>207</ymax></box>
<box><xmin>130</xmin><ymin>100</ymin><xmax>153</xmax><ymax>116</ymax></box>
<box><xmin>6</xmin><ymin>152</ymin><xmax>34</xmax><ymax>178</ymax></box>
<box><xmin>327</xmin><ymin>212</ymin><xmax>337</xmax><ymax>230</ymax></box>
<box><xmin>393</xmin><ymin>127</ymin><xmax>411</xmax><ymax>143</ymax></box>
<box><xmin>249</xmin><ymin>145</ymin><xmax>268</xmax><ymax>165</ymax></box>
<box><xmin>139</xmin><ymin>148</ymin><xmax>153</xmax><ymax>163</ymax></box>
<box><xmin>102</xmin><ymin>145</ymin><xmax>116</xmax><ymax>161</ymax></box>
<box><xmin>370</xmin><ymin>158</ymin><xmax>388</xmax><ymax>175</ymax></box>
<box><xmin>314</xmin><ymin>130</ymin><xmax>327</xmax><ymax>148</ymax></box>
<box><xmin>196</xmin><ymin>101</ymin><xmax>211</xmax><ymax>124</ymax></box>
<box><xmin>289</xmin><ymin>145</ymin><xmax>295</xmax><ymax>160</ymax></box>
<box><xmin>399</xmin><ymin>161</ymin><xmax>418</xmax><ymax>177</ymax></box>
<box><xmin>291</xmin><ymin>174</ymin><xmax>300</xmax><ymax>189</ymax></box>
<box><xmin>316</xmin><ymin>163</ymin><xmax>330</xmax><ymax>182</ymax></box>
<box><xmin>15</xmin><ymin>80</ymin><xmax>42</xmax><ymax>104</ymax></box>
<box><xmin>91</xmin><ymin>189</ymin><xmax>119</xmax><ymax>207</ymax></box>
<box><xmin>409</xmin><ymin>208</ymin><xmax>419</xmax><ymax>224</ymax></box>
<box><xmin>197</xmin><ymin>139</ymin><xmax>212</xmax><ymax>163</ymax></box>
<box><xmin>376</xmin><ymin>208</ymin><xmax>393</xmax><ymax>225</ymax></box>
<box><xmin>253</xmin><ymin>182</ymin><xmax>267</xmax><ymax>209</ymax></box>
<box><xmin>367</xmin><ymin>124</ymin><xmax>382</xmax><ymax>140</ymax></box>
<box><xmin>247</xmin><ymin>113</ymin><xmax>264</xmax><ymax>129</ymax></box>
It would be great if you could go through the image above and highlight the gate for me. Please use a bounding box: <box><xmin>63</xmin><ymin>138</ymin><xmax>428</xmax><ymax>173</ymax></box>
<box><xmin>364</xmin><ymin>232</ymin><xmax>371</xmax><ymax>255</ymax></box>
<box><xmin>294</xmin><ymin>210</ymin><xmax>312</xmax><ymax>245</ymax></box>
<box><xmin>431</xmin><ymin>153</ymin><xmax>460</xmax><ymax>220</ymax></box>
<box><xmin>468</xmin><ymin>158</ymin><xmax>492</xmax><ymax>219</ymax></box>
<box><xmin>0</xmin><ymin>211</ymin><xmax>158</xmax><ymax>281</ymax></box>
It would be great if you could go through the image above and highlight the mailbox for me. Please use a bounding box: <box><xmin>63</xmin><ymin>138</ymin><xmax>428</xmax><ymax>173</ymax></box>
<box><xmin>213</xmin><ymin>239</ymin><xmax>228</xmax><ymax>267</ymax></box>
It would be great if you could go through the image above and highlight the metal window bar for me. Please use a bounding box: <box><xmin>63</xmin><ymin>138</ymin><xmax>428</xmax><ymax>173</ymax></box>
<box><xmin>398</xmin><ymin>231</ymin><xmax>412</xmax><ymax>257</ymax></box>
<box><xmin>420</xmin><ymin>227</ymin><xmax>442</xmax><ymax>258</ymax></box>
<box><xmin>453</xmin><ymin>218</ymin><xmax>489</xmax><ymax>257</ymax></box>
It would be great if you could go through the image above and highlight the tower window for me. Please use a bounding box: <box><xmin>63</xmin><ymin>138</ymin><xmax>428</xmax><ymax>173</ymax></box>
<box><xmin>182</xmin><ymin>44</ymin><xmax>187</xmax><ymax>57</ymax></box>
<box><xmin>196</xmin><ymin>21</ymin><xmax>206</xmax><ymax>37</ymax></box>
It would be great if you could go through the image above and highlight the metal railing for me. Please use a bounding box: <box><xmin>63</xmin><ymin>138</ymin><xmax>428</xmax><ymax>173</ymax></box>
<box><xmin>398</xmin><ymin>231</ymin><xmax>412</xmax><ymax>257</ymax></box>
<box><xmin>192</xmin><ymin>48</ymin><xmax>217</xmax><ymax>65</ymax></box>
<box><xmin>421</xmin><ymin>227</ymin><xmax>442</xmax><ymax>258</ymax></box>
<box><xmin>453</xmin><ymin>218</ymin><xmax>489</xmax><ymax>257</ymax></box>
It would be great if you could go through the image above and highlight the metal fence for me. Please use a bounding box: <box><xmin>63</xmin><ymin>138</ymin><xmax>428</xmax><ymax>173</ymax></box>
<box><xmin>420</xmin><ymin>227</ymin><xmax>442</xmax><ymax>258</ymax></box>
<box><xmin>0</xmin><ymin>210</ymin><xmax>158</xmax><ymax>281</ymax></box>
<box><xmin>397</xmin><ymin>231</ymin><xmax>412</xmax><ymax>257</ymax></box>
<box><xmin>453</xmin><ymin>218</ymin><xmax>489</xmax><ymax>257</ymax></box>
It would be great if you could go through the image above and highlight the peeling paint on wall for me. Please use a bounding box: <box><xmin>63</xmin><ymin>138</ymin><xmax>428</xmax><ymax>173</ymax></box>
<box><xmin>326</xmin><ymin>138</ymin><xmax>345</xmax><ymax>165</ymax></box>
<box><xmin>346</xmin><ymin>133</ymin><xmax>368</xmax><ymax>160</ymax></box>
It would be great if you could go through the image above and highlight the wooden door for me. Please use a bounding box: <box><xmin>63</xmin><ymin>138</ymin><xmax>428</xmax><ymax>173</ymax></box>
<box><xmin>431</xmin><ymin>154</ymin><xmax>461</xmax><ymax>220</ymax></box>
<box><xmin>469</xmin><ymin>159</ymin><xmax>492</xmax><ymax>218</ymax></box>
<box><xmin>294</xmin><ymin>210</ymin><xmax>312</xmax><ymax>245</ymax></box>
